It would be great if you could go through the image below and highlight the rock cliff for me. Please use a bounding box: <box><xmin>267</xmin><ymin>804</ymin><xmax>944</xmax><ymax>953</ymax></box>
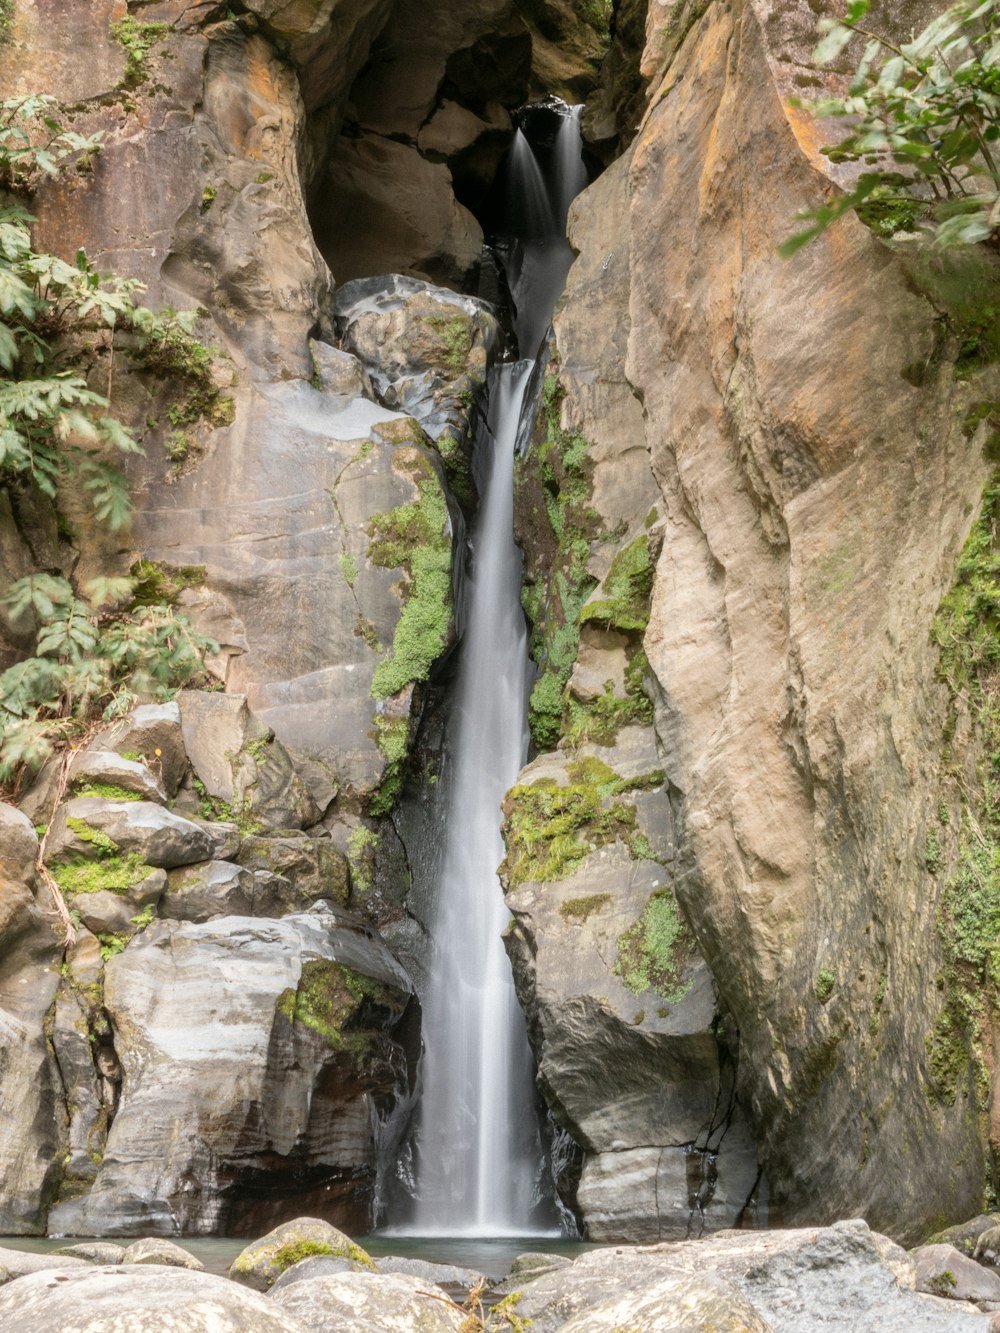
<box><xmin>1</xmin><ymin>0</ymin><xmax>999</xmax><ymax>1247</ymax></box>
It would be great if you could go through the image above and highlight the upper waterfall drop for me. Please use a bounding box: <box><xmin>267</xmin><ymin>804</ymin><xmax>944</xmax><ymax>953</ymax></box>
<box><xmin>394</xmin><ymin>103</ymin><xmax>589</xmax><ymax>1237</ymax></box>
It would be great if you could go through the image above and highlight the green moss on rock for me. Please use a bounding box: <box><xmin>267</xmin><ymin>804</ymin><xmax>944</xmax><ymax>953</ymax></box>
<box><xmin>580</xmin><ymin>532</ymin><xmax>655</xmax><ymax>633</ymax></box>
<box><xmin>368</xmin><ymin>464</ymin><xmax>452</xmax><ymax>701</ymax></box>
<box><xmin>502</xmin><ymin>759</ymin><xmax>662</xmax><ymax>889</ymax></box>
<box><xmin>613</xmin><ymin>889</ymin><xmax>694</xmax><ymax>1004</ymax></box>
<box><xmin>275</xmin><ymin>959</ymin><xmax>404</xmax><ymax>1071</ymax></box>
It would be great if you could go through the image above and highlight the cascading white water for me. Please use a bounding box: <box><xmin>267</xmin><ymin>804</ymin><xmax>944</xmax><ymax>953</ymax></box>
<box><xmin>403</xmin><ymin>103</ymin><xmax>586</xmax><ymax>1237</ymax></box>
<box><xmin>553</xmin><ymin>105</ymin><xmax>588</xmax><ymax>232</ymax></box>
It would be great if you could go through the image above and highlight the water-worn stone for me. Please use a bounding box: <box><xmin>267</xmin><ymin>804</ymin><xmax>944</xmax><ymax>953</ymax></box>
<box><xmin>93</xmin><ymin>703</ymin><xmax>188</xmax><ymax>797</ymax></box>
<box><xmin>375</xmin><ymin>1255</ymin><xmax>487</xmax><ymax>1298</ymax></box>
<box><xmin>231</xmin><ymin>1217</ymin><xmax>372</xmax><ymax>1291</ymax></box>
<box><xmin>270</xmin><ymin>1255</ymin><xmax>358</xmax><ymax>1290</ymax></box>
<box><xmin>49</xmin><ymin>907</ymin><xmax>413</xmax><ymax>1236</ymax></box>
<box><xmin>53</xmin><ymin>1242</ymin><xmax>126</xmax><ymax>1265</ymax></box>
<box><xmin>72</xmin><ymin>890</ymin><xmax>137</xmax><ymax>937</ymax></box>
<box><xmin>914</xmin><ymin>1244</ymin><xmax>1000</xmax><ymax>1304</ymax></box>
<box><xmin>237</xmin><ymin>835</ymin><xmax>350</xmax><ymax>907</ymax></box>
<box><xmin>0</xmin><ymin>1249</ymin><xmax>88</xmax><ymax>1282</ymax></box>
<box><xmin>513</xmin><ymin>1222</ymin><xmax>989</xmax><ymax>1332</ymax></box>
<box><xmin>122</xmin><ymin>1238</ymin><xmax>204</xmax><ymax>1270</ymax></box>
<box><xmin>556</xmin><ymin>1271</ymin><xmax>773</xmax><ymax>1333</ymax></box>
<box><xmin>977</xmin><ymin>1226</ymin><xmax>1000</xmax><ymax>1266</ymax></box>
<box><xmin>46</xmin><ymin>798</ymin><xmax>214</xmax><ymax>870</ymax></box>
<box><xmin>0</xmin><ymin>1264</ymin><xmax>311</xmax><ymax>1331</ymax></box>
<box><xmin>161</xmin><ymin>861</ymin><xmax>257</xmax><ymax>921</ymax></box>
<box><xmin>268</xmin><ymin>1270</ymin><xmax>464</xmax><ymax>1332</ymax></box>
<box><xmin>68</xmin><ymin>751</ymin><xmax>167</xmax><ymax>805</ymax></box>
<box><xmin>335</xmin><ymin>275</ymin><xmax>500</xmax><ymax>462</ymax></box>
<box><xmin>0</xmin><ymin>803</ymin><xmax>39</xmax><ymax>882</ymax></box>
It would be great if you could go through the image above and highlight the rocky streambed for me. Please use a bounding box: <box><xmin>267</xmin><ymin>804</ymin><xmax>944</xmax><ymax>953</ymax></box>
<box><xmin>3</xmin><ymin>1214</ymin><xmax>1000</xmax><ymax>1331</ymax></box>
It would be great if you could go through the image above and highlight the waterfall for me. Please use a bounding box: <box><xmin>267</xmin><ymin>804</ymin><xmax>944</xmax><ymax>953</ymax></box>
<box><xmin>399</xmin><ymin>103</ymin><xmax>586</xmax><ymax>1237</ymax></box>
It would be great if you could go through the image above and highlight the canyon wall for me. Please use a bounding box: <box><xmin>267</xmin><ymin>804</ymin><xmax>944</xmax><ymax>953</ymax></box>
<box><xmin>1</xmin><ymin>0</ymin><xmax>999</xmax><ymax>1243</ymax></box>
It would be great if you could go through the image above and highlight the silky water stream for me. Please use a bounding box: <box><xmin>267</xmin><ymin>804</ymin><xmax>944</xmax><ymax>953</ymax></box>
<box><xmin>386</xmin><ymin>103</ymin><xmax>588</xmax><ymax>1240</ymax></box>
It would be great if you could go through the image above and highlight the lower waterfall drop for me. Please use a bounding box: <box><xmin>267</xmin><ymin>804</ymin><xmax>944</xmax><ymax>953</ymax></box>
<box><xmin>403</xmin><ymin>103</ymin><xmax>587</xmax><ymax>1236</ymax></box>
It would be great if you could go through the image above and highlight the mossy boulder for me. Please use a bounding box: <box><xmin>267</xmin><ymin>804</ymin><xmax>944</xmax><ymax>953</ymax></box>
<box><xmin>229</xmin><ymin>1218</ymin><xmax>373</xmax><ymax>1291</ymax></box>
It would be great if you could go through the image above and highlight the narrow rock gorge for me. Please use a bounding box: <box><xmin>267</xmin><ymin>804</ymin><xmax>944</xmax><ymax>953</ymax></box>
<box><xmin>1</xmin><ymin>0</ymin><xmax>999</xmax><ymax>1253</ymax></box>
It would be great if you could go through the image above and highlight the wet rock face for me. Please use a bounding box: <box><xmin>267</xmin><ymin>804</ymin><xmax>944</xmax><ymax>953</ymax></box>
<box><xmin>48</xmin><ymin>906</ymin><xmax>413</xmax><ymax>1237</ymax></box>
<box><xmin>529</xmin><ymin>0</ymin><xmax>1000</xmax><ymax>1242</ymax></box>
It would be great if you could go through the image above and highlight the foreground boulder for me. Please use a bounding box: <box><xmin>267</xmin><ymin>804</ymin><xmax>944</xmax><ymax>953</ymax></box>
<box><xmin>0</xmin><ymin>1265</ymin><xmax>310</xmax><ymax>1332</ymax></box>
<box><xmin>268</xmin><ymin>1270</ymin><xmax>465</xmax><ymax>1332</ymax></box>
<box><xmin>510</xmin><ymin>1221</ymin><xmax>992</xmax><ymax>1332</ymax></box>
<box><xmin>230</xmin><ymin>1217</ymin><xmax>373</xmax><ymax>1291</ymax></box>
<box><xmin>48</xmin><ymin>907</ymin><xmax>414</xmax><ymax>1236</ymax></box>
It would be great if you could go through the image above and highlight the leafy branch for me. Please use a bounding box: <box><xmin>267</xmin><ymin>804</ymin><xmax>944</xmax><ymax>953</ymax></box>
<box><xmin>781</xmin><ymin>0</ymin><xmax>1000</xmax><ymax>255</ymax></box>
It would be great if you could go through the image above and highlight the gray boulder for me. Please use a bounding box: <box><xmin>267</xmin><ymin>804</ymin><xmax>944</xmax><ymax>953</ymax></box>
<box><xmin>122</xmin><ymin>1237</ymin><xmax>204</xmax><ymax>1270</ymax></box>
<box><xmin>49</xmin><ymin>907</ymin><xmax>413</xmax><ymax>1236</ymax></box>
<box><xmin>238</xmin><ymin>835</ymin><xmax>349</xmax><ymax>907</ymax></box>
<box><xmin>376</xmin><ymin>1255</ymin><xmax>487</xmax><ymax>1292</ymax></box>
<box><xmin>268</xmin><ymin>1271</ymin><xmax>464</xmax><ymax>1332</ymax></box>
<box><xmin>511</xmin><ymin>1222</ymin><xmax>990</xmax><ymax>1333</ymax></box>
<box><xmin>0</xmin><ymin>1249</ymin><xmax>88</xmax><ymax>1282</ymax></box>
<box><xmin>270</xmin><ymin>1255</ymin><xmax>358</xmax><ymax>1290</ymax></box>
<box><xmin>914</xmin><ymin>1244</ymin><xmax>1000</xmax><ymax>1304</ymax></box>
<box><xmin>93</xmin><ymin>702</ymin><xmax>188</xmax><ymax>796</ymax></box>
<box><xmin>0</xmin><ymin>1264</ymin><xmax>311</xmax><ymax>1331</ymax></box>
<box><xmin>0</xmin><ymin>802</ymin><xmax>38</xmax><ymax>881</ymax></box>
<box><xmin>231</xmin><ymin>1218</ymin><xmax>373</xmax><ymax>1291</ymax></box>
<box><xmin>72</xmin><ymin>889</ymin><xmax>137</xmax><ymax>936</ymax></box>
<box><xmin>161</xmin><ymin>860</ymin><xmax>256</xmax><ymax>921</ymax></box>
<box><xmin>69</xmin><ymin>751</ymin><xmax>167</xmax><ymax>804</ymax></box>
<box><xmin>53</xmin><ymin>1242</ymin><xmax>125</xmax><ymax>1265</ymax></box>
<box><xmin>557</xmin><ymin>1272</ymin><xmax>772</xmax><ymax>1333</ymax></box>
<box><xmin>46</xmin><ymin>798</ymin><xmax>214</xmax><ymax>869</ymax></box>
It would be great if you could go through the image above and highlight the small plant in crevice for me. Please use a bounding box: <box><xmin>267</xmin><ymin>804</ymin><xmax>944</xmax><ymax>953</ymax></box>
<box><xmin>781</xmin><ymin>0</ymin><xmax>1000</xmax><ymax>256</ymax></box>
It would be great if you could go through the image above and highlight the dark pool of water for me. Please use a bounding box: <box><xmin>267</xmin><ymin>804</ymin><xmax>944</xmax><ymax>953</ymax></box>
<box><xmin>0</xmin><ymin>1233</ymin><xmax>598</xmax><ymax>1279</ymax></box>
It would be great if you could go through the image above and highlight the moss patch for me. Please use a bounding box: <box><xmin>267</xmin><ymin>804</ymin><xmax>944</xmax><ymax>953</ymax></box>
<box><xmin>815</xmin><ymin>968</ymin><xmax>836</xmax><ymax>1004</ymax></box>
<box><xmin>51</xmin><ymin>851</ymin><xmax>151</xmax><ymax>897</ymax></box>
<box><xmin>560</xmin><ymin>893</ymin><xmax>612</xmax><ymax>924</ymax></box>
<box><xmin>368</xmin><ymin>457</ymin><xmax>452</xmax><ymax>701</ymax></box>
<box><xmin>502</xmin><ymin>758</ymin><xmax>662</xmax><ymax>889</ymax></box>
<box><xmin>580</xmin><ymin>532</ymin><xmax>656</xmax><ymax>633</ymax></box>
<box><xmin>517</xmin><ymin>374</ymin><xmax>602</xmax><ymax>750</ymax></box>
<box><xmin>274</xmin><ymin>1239</ymin><xmax>332</xmax><ymax>1272</ymax></box>
<box><xmin>368</xmin><ymin>715</ymin><xmax>411</xmax><ymax>817</ymax></box>
<box><xmin>421</xmin><ymin>314</ymin><xmax>473</xmax><ymax>376</ymax></box>
<box><xmin>111</xmin><ymin>16</ymin><xmax>170</xmax><ymax>87</ymax></box>
<box><xmin>275</xmin><ymin>959</ymin><xmax>404</xmax><ymax>1071</ymax></box>
<box><xmin>928</xmin><ymin>470</ymin><xmax>1000</xmax><ymax>1124</ymax></box>
<box><xmin>70</xmin><ymin>782</ymin><xmax>143</xmax><ymax>803</ymax></box>
<box><xmin>614</xmin><ymin>889</ymin><xmax>694</xmax><ymax>1003</ymax></box>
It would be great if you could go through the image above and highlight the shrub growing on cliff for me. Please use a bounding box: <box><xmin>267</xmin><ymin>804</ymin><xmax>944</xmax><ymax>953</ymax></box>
<box><xmin>0</xmin><ymin>96</ymin><xmax>217</xmax><ymax>787</ymax></box>
<box><xmin>781</xmin><ymin>0</ymin><xmax>1000</xmax><ymax>254</ymax></box>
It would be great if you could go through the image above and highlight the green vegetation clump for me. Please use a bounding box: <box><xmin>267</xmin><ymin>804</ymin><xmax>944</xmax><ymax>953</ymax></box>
<box><xmin>559</xmin><ymin>893</ymin><xmax>612</xmax><ymax>924</ymax></box>
<box><xmin>0</xmin><ymin>97</ymin><xmax>218</xmax><ymax>789</ymax></box>
<box><xmin>368</xmin><ymin>463</ymin><xmax>452</xmax><ymax>701</ymax></box>
<box><xmin>815</xmin><ymin>968</ymin><xmax>836</xmax><ymax>1003</ymax></box>
<box><xmin>70</xmin><ymin>782</ymin><xmax>143</xmax><ymax>803</ymax></box>
<box><xmin>580</xmin><ymin>533</ymin><xmax>655</xmax><ymax>633</ymax></box>
<box><xmin>275</xmin><ymin>959</ymin><xmax>404</xmax><ymax>1071</ymax></box>
<box><xmin>339</xmin><ymin>551</ymin><xmax>358</xmax><ymax>587</ymax></box>
<box><xmin>501</xmin><ymin>758</ymin><xmax>663</xmax><ymax>889</ymax></box>
<box><xmin>51</xmin><ymin>819</ymin><xmax>152</xmax><ymax>897</ymax></box>
<box><xmin>927</xmin><ymin>474</ymin><xmax>1000</xmax><ymax>1114</ymax></box>
<box><xmin>346</xmin><ymin>825</ymin><xmax>379</xmax><ymax>896</ymax></box>
<box><xmin>518</xmin><ymin>375</ymin><xmax>602</xmax><ymax>750</ymax></box>
<box><xmin>111</xmin><ymin>17</ymin><xmax>170</xmax><ymax>88</ymax></box>
<box><xmin>368</xmin><ymin>715</ymin><xmax>411</xmax><ymax>817</ymax></box>
<box><xmin>614</xmin><ymin>889</ymin><xmax>694</xmax><ymax>1004</ymax></box>
<box><xmin>273</xmin><ymin>1240</ymin><xmax>332</xmax><ymax>1272</ymax></box>
<box><xmin>781</xmin><ymin>0</ymin><xmax>1000</xmax><ymax>255</ymax></box>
